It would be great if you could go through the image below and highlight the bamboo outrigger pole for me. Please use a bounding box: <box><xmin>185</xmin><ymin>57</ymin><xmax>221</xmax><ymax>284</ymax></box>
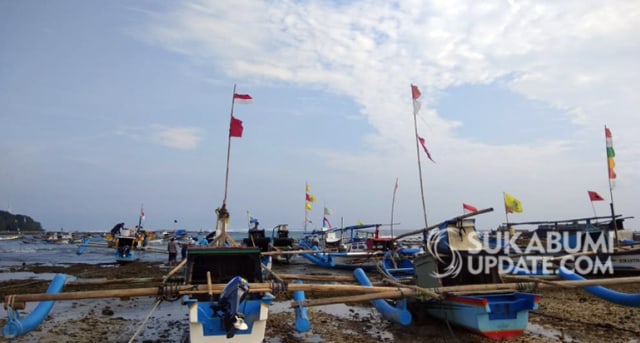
<box><xmin>6</xmin><ymin>275</ymin><xmax>640</xmax><ymax>309</ymax></box>
<box><xmin>393</xmin><ymin>207</ymin><xmax>494</xmax><ymax>241</ymax></box>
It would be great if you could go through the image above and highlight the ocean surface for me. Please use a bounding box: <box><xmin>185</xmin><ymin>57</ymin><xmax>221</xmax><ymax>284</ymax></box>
<box><xmin>0</xmin><ymin>228</ymin><xmax>421</xmax><ymax>272</ymax></box>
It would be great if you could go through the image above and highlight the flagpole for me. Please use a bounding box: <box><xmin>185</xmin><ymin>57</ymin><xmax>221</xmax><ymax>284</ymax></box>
<box><xmin>411</xmin><ymin>85</ymin><xmax>429</xmax><ymax>230</ymax></box>
<box><xmin>390</xmin><ymin>177</ymin><xmax>398</xmax><ymax>239</ymax></box>
<box><xmin>605</xmin><ymin>125</ymin><xmax>619</xmax><ymax>247</ymax></box>
<box><xmin>304</xmin><ymin>182</ymin><xmax>308</xmax><ymax>233</ymax></box>
<box><xmin>590</xmin><ymin>200</ymin><xmax>597</xmax><ymax>218</ymax></box>
<box><xmin>138</xmin><ymin>204</ymin><xmax>143</xmax><ymax>229</ymax></box>
<box><xmin>211</xmin><ymin>84</ymin><xmax>238</xmax><ymax>247</ymax></box>
<box><xmin>503</xmin><ymin>192</ymin><xmax>511</xmax><ymax>232</ymax></box>
<box><xmin>222</xmin><ymin>84</ymin><xmax>237</xmax><ymax>207</ymax></box>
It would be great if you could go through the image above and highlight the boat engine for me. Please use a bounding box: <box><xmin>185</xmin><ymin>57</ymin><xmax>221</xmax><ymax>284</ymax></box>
<box><xmin>213</xmin><ymin>276</ymin><xmax>250</xmax><ymax>338</ymax></box>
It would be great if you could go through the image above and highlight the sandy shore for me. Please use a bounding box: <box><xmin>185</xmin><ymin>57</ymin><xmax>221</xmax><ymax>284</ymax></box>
<box><xmin>1</xmin><ymin>262</ymin><xmax>640</xmax><ymax>342</ymax></box>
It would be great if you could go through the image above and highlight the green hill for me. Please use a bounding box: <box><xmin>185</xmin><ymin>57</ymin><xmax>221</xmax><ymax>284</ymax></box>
<box><xmin>0</xmin><ymin>210</ymin><xmax>43</xmax><ymax>232</ymax></box>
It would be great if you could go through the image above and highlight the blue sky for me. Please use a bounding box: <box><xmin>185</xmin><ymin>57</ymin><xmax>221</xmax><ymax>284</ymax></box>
<box><xmin>1</xmin><ymin>1</ymin><xmax>638</xmax><ymax>233</ymax></box>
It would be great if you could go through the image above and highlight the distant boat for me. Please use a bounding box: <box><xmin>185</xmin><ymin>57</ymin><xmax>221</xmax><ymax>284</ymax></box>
<box><xmin>298</xmin><ymin>224</ymin><xmax>418</xmax><ymax>271</ymax></box>
<box><xmin>0</xmin><ymin>234</ymin><xmax>21</xmax><ymax>241</ymax></box>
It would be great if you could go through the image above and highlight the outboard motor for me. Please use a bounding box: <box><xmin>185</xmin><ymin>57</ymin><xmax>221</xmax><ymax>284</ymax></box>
<box><xmin>213</xmin><ymin>276</ymin><xmax>250</xmax><ymax>338</ymax></box>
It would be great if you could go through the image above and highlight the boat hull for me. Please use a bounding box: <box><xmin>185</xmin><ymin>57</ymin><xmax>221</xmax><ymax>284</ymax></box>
<box><xmin>418</xmin><ymin>293</ymin><xmax>539</xmax><ymax>340</ymax></box>
<box><xmin>185</xmin><ymin>295</ymin><xmax>272</xmax><ymax>343</ymax></box>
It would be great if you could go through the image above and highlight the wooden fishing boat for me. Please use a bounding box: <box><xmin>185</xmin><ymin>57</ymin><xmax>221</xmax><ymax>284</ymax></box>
<box><xmin>270</xmin><ymin>224</ymin><xmax>297</xmax><ymax>264</ymax></box>
<box><xmin>114</xmin><ymin>235</ymin><xmax>138</xmax><ymax>264</ymax></box>
<box><xmin>371</xmin><ymin>209</ymin><xmax>540</xmax><ymax>340</ymax></box>
<box><xmin>181</xmin><ymin>245</ymin><xmax>274</xmax><ymax>342</ymax></box>
<box><xmin>298</xmin><ymin>224</ymin><xmax>416</xmax><ymax>271</ymax></box>
<box><xmin>498</xmin><ymin>215</ymin><xmax>640</xmax><ymax>273</ymax></box>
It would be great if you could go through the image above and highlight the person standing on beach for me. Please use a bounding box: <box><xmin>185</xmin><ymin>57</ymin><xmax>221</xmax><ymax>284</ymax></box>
<box><xmin>180</xmin><ymin>241</ymin><xmax>188</xmax><ymax>261</ymax></box>
<box><xmin>168</xmin><ymin>237</ymin><xmax>178</xmax><ymax>266</ymax></box>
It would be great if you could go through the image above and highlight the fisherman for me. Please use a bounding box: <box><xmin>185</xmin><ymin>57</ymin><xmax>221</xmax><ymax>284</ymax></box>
<box><xmin>167</xmin><ymin>237</ymin><xmax>178</xmax><ymax>266</ymax></box>
<box><xmin>181</xmin><ymin>241</ymin><xmax>188</xmax><ymax>261</ymax></box>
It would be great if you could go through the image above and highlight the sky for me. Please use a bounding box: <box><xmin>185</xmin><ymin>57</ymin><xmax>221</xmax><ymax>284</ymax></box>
<box><xmin>1</xmin><ymin>0</ymin><xmax>639</xmax><ymax>234</ymax></box>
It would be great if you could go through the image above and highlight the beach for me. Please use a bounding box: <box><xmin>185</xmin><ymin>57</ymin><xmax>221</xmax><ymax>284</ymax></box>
<box><xmin>1</xmin><ymin>241</ymin><xmax>640</xmax><ymax>342</ymax></box>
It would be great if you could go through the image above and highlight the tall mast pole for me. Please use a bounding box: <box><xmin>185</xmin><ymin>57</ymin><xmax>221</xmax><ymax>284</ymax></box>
<box><xmin>411</xmin><ymin>85</ymin><xmax>429</xmax><ymax>230</ymax></box>
<box><xmin>605</xmin><ymin>125</ymin><xmax>619</xmax><ymax>247</ymax></box>
<box><xmin>390</xmin><ymin>177</ymin><xmax>398</xmax><ymax>239</ymax></box>
<box><xmin>222</xmin><ymin>84</ymin><xmax>237</xmax><ymax>207</ymax></box>
<box><xmin>212</xmin><ymin>84</ymin><xmax>239</xmax><ymax>247</ymax></box>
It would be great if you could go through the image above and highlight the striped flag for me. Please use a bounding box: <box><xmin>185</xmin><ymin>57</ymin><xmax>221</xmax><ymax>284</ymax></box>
<box><xmin>233</xmin><ymin>93</ymin><xmax>253</xmax><ymax>104</ymax></box>
<box><xmin>411</xmin><ymin>84</ymin><xmax>422</xmax><ymax>115</ymax></box>
<box><xmin>463</xmin><ymin>203</ymin><xmax>478</xmax><ymax>213</ymax></box>
<box><xmin>605</xmin><ymin>126</ymin><xmax>616</xmax><ymax>187</ymax></box>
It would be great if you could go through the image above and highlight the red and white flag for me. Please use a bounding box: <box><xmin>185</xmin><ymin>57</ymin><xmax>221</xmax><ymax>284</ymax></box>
<box><xmin>229</xmin><ymin>116</ymin><xmax>244</xmax><ymax>137</ymax></box>
<box><xmin>233</xmin><ymin>93</ymin><xmax>253</xmax><ymax>104</ymax></box>
<box><xmin>411</xmin><ymin>84</ymin><xmax>422</xmax><ymax>115</ymax></box>
<box><xmin>417</xmin><ymin>136</ymin><xmax>435</xmax><ymax>163</ymax></box>
<box><xmin>463</xmin><ymin>203</ymin><xmax>478</xmax><ymax>213</ymax></box>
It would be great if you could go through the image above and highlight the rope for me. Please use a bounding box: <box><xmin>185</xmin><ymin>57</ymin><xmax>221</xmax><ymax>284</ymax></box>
<box><xmin>127</xmin><ymin>298</ymin><xmax>162</xmax><ymax>343</ymax></box>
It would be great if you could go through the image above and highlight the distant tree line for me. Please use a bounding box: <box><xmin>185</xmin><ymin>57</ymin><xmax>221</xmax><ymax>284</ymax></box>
<box><xmin>0</xmin><ymin>210</ymin><xmax>43</xmax><ymax>232</ymax></box>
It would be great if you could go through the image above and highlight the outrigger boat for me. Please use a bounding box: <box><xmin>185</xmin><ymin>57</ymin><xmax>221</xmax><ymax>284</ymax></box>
<box><xmin>270</xmin><ymin>224</ymin><xmax>297</xmax><ymax>264</ymax></box>
<box><xmin>365</xmin><ymin>209</ymin><xmax>541</xmax><ymax>340</ymax></box>
<box><xmin>298</xmin><ymin>224</ymin><xmax>402</xmax><ymax>271</ymax></box>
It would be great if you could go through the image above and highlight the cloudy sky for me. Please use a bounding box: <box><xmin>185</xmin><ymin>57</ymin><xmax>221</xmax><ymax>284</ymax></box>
<box><xmin>1</xmin><ymin>0</ymin><xmax>638</xmax><ymax>234</ymax></box>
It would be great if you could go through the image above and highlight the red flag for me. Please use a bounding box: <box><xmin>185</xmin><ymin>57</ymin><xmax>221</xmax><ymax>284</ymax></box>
<box><xmin>411</xmin><ymin>84</ymin><xmax>421</xmax><ymax>100</ymax></box>
<box><xmin>233</xmin><ymin>93</ymin><xmax>253</xmax><ymax>104</ymax></box>
<box><xmin>588</xmin><ymin>191</ymin><xmax>604</xmax><ymax>202</ymax></box>
<box><xmin>463</xmin><ymin>203</ymin><xmax>478</xmax><ymax>213</ymax></box>
<box><xmin>417</xmin><ymin>136</ymin><xmax>435</xmax><ymax>163</ymax></box>
<box><xmin>229</xmin><ymin>116</ymin><xmax>243</xmax><ymax>137</ymax></box>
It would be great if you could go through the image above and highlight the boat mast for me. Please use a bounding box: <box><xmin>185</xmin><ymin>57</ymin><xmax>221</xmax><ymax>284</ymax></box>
<box><xmin>138</xmin><ymin>204</ymin><xmax>144</xmax><ymax>229</ymax></box>
<box><xmin>604</xmin><ymin>125</ymin><xmax>619</xmax><ymax>247</ymax></box>
<box><xmin>389</xmin><ymin>177</ymin><xmax>398</xmax><ymax>239</ymax></box>
<box><xmin>410</xmin><ymin>85</ymin><xmax>429</xmax><ymax>230</ymax></box>
<box><xmin>212</xmin><ymin>84</ymin><xmax>240</xmax><ymax>247</ymax></box>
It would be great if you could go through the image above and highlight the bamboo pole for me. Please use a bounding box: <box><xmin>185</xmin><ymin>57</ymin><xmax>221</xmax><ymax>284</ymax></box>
<box><xmin>5</xmin><ymin>275</ymin><xmax>640</xmax><ymax>306</ymax></box>
<box><xmin>291</xmin><ymin>290</ymin><xmax>416</xmax><ymax>308</ymax></box>
<box><xmin>67</xmin><ymin>277</ymin><xmax>163</xmax><ymax>286</ymax></box>
<box><xmin>162</xmin><ymin>258</ymin><xmax>187</xmax><ymax>284</ymax></box>
<box><xmin>393</xmin><ymin>207</ymin><xmax>494</xmax><ymax>241</ymax></box>
<box><xmin>276</xmin><ymin>273</ymin><xmax>356</xmax><ymax>282</ymax></box>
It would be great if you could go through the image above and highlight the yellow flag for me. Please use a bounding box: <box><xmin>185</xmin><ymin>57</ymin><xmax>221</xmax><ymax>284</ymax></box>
<box><xmin>306</xmin><ymin>183</ymin><xmax>310</xmax><ymax>193</ymax></box>
<box><xmin>306</xmin><ymin>202</ymin><xmax>312</xmax><ymax>211</ymax></box>
<box><xmin>504</xmin><ymin>193</ymin><xmax>523</xmax><ymax>213</ymax></box>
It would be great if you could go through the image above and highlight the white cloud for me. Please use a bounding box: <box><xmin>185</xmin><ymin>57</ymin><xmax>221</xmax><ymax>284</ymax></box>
<box><xmin>151</xmin><ymin>125</ymin><xmax>203</xmax><ymax>150</ymax></box>
<box><xmin>133</xmin><ymin>0</ymin><xmax>640</xmax><ymax>229</ymax></box>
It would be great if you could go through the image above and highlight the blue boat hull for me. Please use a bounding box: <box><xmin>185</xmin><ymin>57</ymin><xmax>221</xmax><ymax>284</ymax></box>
<box><xmin>418</xmin><ymin>293</ymin><xmax>539</xmax><ymax>340</ymax></box>
<box><xmin>183</xmin><ymin>294</ymin><xmax>274</xmax><ymax>343</ymax></box>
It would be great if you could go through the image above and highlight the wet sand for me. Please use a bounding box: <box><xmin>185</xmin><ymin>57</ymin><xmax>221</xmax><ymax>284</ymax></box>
<box><xmin>1</xmin><ymin>262</ymin><xmax>640</xmax><ymax>342</ymax></box>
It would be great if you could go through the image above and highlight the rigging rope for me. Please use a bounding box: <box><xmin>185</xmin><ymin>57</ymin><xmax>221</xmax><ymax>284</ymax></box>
<box><xmin>127</xmin><ymin>298</ymin><xmax>163</xmax><ymax>343</ymax></box>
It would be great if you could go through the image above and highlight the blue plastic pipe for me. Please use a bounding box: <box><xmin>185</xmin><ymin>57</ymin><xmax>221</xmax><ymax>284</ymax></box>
<box><xmin>2</xmin><ymin>273</ymin><xmax>67</xmax><ymax>338</ymax></box>
<box><xmin>353</xmin><ymin>268</ymin><xmax>412</xmax><ymax>326</ymax></box>
<box><xmin>292</xmin><ymin>280</ymin><xmax>311</xmax><ymax>333</ymax></box>
<box><xmin>558</xmin><ymin>267</ymin><xmax>640</xmax><ymax>307</ymax></box>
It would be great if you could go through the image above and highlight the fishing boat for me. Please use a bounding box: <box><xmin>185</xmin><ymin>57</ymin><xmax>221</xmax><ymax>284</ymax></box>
<box><xmin>113</xmin><ymin>234</ymin><xmax>138</xmax><ymax>264</ymax></box>
<box><xmin>499</xmin><ymin>215</ymin><xmax>640</xmax><ymax>273</ymax></box>
<box><xmin>0</xmin><ymin>233</ymin><xmax>21</xmax><ymax>241</ymax></box>
<box><xmin>298</xmin><ymin>223</ymin><xmax>417</xmax><ymax>271</ymax></box>
<box><xmin>368</xmin><ymin>209</ymin><xmax>541</xmax><ymax>340</ymax></box>
<box><xmin>270</xmin><ymin>224</ymin><xmax>297</xmax><ymax>264</ymax></box>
